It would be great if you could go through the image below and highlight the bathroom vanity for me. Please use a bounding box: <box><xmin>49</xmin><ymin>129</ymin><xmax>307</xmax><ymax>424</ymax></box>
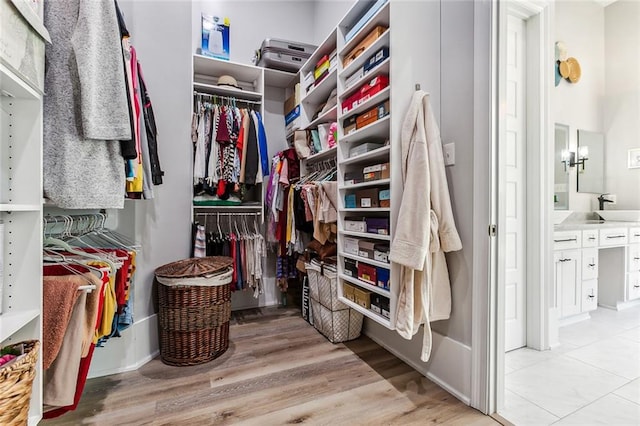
<box><xmin>553</xmin><ymin>221</ymin><xmax>640</xmax><ymax>327</ymax></box>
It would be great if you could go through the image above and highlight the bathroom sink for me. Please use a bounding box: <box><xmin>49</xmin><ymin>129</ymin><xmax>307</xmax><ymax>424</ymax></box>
<box><xmin>553</xmin><ymin>210</ymin><xmax>573</xmax><ymax>224</ymax></box>
<box><xmin>595</xmin><ymin>210</ymin><xmax>640</xmax><ymax>222</ymax></box>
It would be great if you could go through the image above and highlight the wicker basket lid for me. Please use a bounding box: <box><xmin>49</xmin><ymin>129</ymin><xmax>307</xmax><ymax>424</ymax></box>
<box><xmin>155</xmin><ymin>257</ymin><xmax>234</xmax><ymax>278</ymax></box>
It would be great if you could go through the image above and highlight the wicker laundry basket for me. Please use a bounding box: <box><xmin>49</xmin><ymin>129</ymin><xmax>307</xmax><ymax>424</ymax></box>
<box><xmin>0</xmin><ymin>340</ymin><xmax>40</xmax><ymax>426</ymax></box>
<box><xmin>306</xmin><ymin>260</ymin><xmax>363</xmax><ymax>343</ymax></box>
<box><xmin>155</xmin><ymin>257</ymin><xmax>234</xmax><ymax>366</ymax></box>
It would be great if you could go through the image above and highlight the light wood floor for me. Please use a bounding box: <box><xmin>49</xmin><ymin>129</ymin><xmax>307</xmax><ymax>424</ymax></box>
<box><xmin>42</xmin><ymin>308</ymin><xmax>499</xmax><ymax>425</ymax></box>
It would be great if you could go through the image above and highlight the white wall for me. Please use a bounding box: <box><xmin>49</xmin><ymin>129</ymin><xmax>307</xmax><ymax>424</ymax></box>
<box><xmin>604</xmin><ymin>1</ymin><xmax>640</xmax><ymax>209</ymax></box>
<box><xmin>191</xmin><ymin>0</ymin><xmax>316</xmax><ymax>65</ymax></box>
<box><xmin>312</xmin><ymin>0</ymin><xmax>356</xmax><ymax>43</ymax></box>
<box><xmin>90</xmin><ymin>0</ymin><xmax>193</xmax><ymax>376</ymax></box>
<box><xmin>554</xmin><ymin>0</ymin><xmax>605</xmax><ymax>212</ymax></box>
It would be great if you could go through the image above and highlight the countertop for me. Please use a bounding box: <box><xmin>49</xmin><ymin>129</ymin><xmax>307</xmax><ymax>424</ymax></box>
<box><xmin>555</xmin><ymin>221</ymin><xmax>640</xmax><ymax>231</ymax></box>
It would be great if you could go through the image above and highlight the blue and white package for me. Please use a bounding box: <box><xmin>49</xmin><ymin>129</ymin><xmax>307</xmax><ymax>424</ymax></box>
<box><xmin>201</xmin><ymin>15</ymin><xmax>230</xmax><ymax>61</ymax></box>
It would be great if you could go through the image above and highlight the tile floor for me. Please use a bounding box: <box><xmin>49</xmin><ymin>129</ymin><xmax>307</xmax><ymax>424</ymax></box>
<box><xmin>500</xmin><ymin>304</ymin><xmax>640</xmax><ymax>425</ymax></box>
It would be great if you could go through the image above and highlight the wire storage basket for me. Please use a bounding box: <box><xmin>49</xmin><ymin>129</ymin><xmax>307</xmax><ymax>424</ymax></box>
<box><xmin>306</xmin><ymin>260</ymin><xmax>363</xmax><ymax>343</ymax></box>
<box><xmin>155</xmin><ymin>257</ymin><xmax>234</xmax><ymax>366</ymax></box>
<box><xmin>0</xmin><ymin>340</ymin><xmax>40</xmax><ymax>425</ymax></box>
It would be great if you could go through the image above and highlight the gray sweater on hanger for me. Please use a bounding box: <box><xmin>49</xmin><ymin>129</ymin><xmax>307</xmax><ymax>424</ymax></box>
<box><xmin>43</xmin><ymin>0</ymin><xmax>131</xmax><ymax>209</ymax></box>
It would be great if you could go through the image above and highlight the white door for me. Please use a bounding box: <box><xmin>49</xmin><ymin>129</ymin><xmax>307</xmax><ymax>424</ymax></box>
<box><xmin>504</xmin><ymin>15</ymin><xmax>527</xmax><ymax>352</ymax></box>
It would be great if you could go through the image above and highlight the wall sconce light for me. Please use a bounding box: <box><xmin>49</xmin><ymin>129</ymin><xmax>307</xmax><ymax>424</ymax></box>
<box><xmin>561</xmin><ymin>146</ymin><xmax>589</xmax><ymax>171</ymax></box>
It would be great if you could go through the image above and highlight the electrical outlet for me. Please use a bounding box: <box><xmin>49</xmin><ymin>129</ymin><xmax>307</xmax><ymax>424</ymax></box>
<box><xmin>443</xmin><ymin>142</ymin><xmax>455</xmax><ymax>166</ymax></box>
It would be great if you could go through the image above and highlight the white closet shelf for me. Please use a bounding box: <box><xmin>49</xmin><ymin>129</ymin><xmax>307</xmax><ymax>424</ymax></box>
<box><xmin>340</xmin><ymin>116</ymin><xmax>391</xmax><ymax>144</ymax></box>
<box><xmin>305</xmin><ymin>146</ymin><xmax>337</xmax><ymax>163</ymax></box>
<box><xmin>340</xmin><ymin>178</ymin><xmax>390</xmax><ymax>190</ymax></box>
<box><xmin>302</xmin><ymin>69</ymin><xmax>337</xmax><ymax>107</ymax></box>
<box><xmin>306</xmin><ymin>105</ymin><xmax>338</xmax><ymax>130</ymax></box>
<box><xmin>264</xmin><ymin>68</ymin><xmax>297</xmax><ymax>88</ymax></box>
<box><xmin>193</xmin><ymin>204</ymin><xmax>262</xmax><ymax>211</ymax></box>
<box><xmin>340</xmin><ymin>207</ymin><xmax>390</xmax><ymax>213</ymax></box>
<box><xmin>341</xmin><ymin>145</ymin><xmax>390</xmax><ymax>166</ymax></box>
<box><xmin>339</xmin><ymin>87</ymin><xmax>390</xmax><ymax>120</ymax></box>
<box><xmin>193</xmin><ymin>82</ymin><xmax>262</xmax><ymax>101</ymax></box>
<box><xmin>340</xmin><ymin>252</ymin><xmax>390</xmax><ymax>270</ymax></box>
<box><xmin>0</xmin><ymin>204</ymin><xmax>41</xmax><ymax>212</ymax></box>
<box><xmin>338</xmin><ymin>296</ymin><xmax>392</xmax><ymax>328</ymax></box>
<box><xmin>0</xmin><ymin>310</ymin><xmax>40</xmax><ymax>342</ymax></box>
<box><xmin>300</xmin><ymin>28</ymin><xmax>337</xmax><ymax>76</ymax></box>
<box><xmin>340</xmin><ymin>230</ymin><xmax>390</xmax><ymax>241</ymax></box>
<box><xmin>340</xmin><ymin>29</ymin><xmax>391</xmax><ymax>80</ymax></box>
<box><xmin>0</xmin><ymin>63</ymin><xmax>41</xmax><ymax>99</ymax></box>
<box><xmin>340</xmin><ymin>1</ymin><xmax>390</xmax><ymax>57</ymax></box>
<box><xmin>193</xmin><ymin>54</ymin><xmax>262</xmax><ymax>84</ymax></box>
<box><xmin>340</xmin><ymin>58</ymin><xmax>390</xmax><ymax>100</ymax></box>
<box><xmin>340</xmin><ymin>273</ymin><xmax>390</xmax><ymax>296</ymax></box>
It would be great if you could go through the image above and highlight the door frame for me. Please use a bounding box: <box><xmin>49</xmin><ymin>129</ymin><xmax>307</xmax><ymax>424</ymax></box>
<box><xmin>470</xmin><ymin>0</ymin><xmax>553</xmax><ymax>414</ymax></box>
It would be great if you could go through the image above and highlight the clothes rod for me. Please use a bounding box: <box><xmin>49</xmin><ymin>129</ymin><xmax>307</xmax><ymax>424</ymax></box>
<box><xmin>193</xmin><ymin>91</ymin><xmax>262</xmax><ymax>105</ymax></box>
<box><xmin>195</xmin><ymin>212</ymin><xmax>261</xmax><ymax>217</ymax></box>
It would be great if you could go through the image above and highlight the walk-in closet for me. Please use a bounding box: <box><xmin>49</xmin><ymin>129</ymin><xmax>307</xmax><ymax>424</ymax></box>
<box><xmin>1</xmin><ymin>0</ymin><xmax>503</xmax><ymax>424</ymax></box>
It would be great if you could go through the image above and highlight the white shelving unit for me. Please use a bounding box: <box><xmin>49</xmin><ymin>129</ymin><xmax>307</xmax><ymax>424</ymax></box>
<box><xmin>0</xmin><ymin>9</ymin><xmax>47</xmax><ymax>422</ymax></box>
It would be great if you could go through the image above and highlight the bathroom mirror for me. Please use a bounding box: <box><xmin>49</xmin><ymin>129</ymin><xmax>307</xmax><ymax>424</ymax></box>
<box><xmin>577</xmin><ymin>129</ymin><xmax>605</xmax><ymax>194</ymax></box>
<box><xmin>554</xmin><ymin>123</ymin><xmax>570</xmax><ymax>210</ymax></box>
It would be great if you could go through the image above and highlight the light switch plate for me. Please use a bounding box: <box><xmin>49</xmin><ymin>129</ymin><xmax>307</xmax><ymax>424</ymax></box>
<box><xmin>443</xmin><ymin>142</ymin><xmax>455</xmax><ymax>166</ymax></box>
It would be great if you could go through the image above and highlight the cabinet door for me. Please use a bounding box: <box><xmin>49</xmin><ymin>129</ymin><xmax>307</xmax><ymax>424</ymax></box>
<box><xmin>581</xmin><ymin>279</ymin><xmax>598</xmax><ymax>312</ymax></box>
<box><xmin>554</xmin><ymin>250</ymin><xmax>581</xmax><ymax>318</ymax></box>
<box><xmin>628</xmin><ymin>244</ymin><xmax>640</xmax><ymax>273</ymax></box>
<box><xmin>628</xmin><ymin>273</ymin><xmax>640</xmax><ymax>301</ymax></box>
<box><xmin>582</xmin><ymin>248</ymin><xmax>598</xmax><ymax>281</ymax></box>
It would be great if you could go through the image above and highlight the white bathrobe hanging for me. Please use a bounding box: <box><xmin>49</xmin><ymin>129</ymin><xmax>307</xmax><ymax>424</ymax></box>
<box><xmin>389</xmin><ymin>90</ymin><xmax>462</xmax><ymax>362</ymax></box>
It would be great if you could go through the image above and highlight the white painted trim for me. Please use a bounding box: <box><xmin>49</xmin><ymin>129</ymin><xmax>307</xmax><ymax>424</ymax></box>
<box><xmin>364</xmin><ymin>327</ymin><xmax>472</xmax><ymax>405</ymax></box>
<box><xmin>470</xmin><ymin>0</ymin><xmax>496</xmax><ymax>415</ymax></box>
<box><xmin>558</xmin><ymin>312</ymin><xmax>591</xmax><ymax>327</ymax></box>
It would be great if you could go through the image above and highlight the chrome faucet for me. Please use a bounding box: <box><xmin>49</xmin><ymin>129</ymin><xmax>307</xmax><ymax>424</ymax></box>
<box><xmin>597</xmin><ymin>193</ymin><xmax>613</xmax><ymax>210</ymax></box>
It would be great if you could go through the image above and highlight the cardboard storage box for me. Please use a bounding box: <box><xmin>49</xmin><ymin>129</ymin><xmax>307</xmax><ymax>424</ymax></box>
<box><xmin>357</xmin><ymin>263</ymin><xmax>377</xmax><ymax>285</ymax></box>
<box><xmin>343</xmin><ymin>115</ymin><xmax>357</xmax><ymax>135</ymax></box>
<box><xmin>363</xmin><ymin>162</ymin><xmax>390</xmax><ymax>181</ymax></box>
<box><xmin>371</xmin><ymin>294</ymin><xmax>382</xmax><ymax>314</ymax></box>
<box><xmin>344</xmin><ymin>237</ymin><xmax>360</xmax><ymax>255</ymax></box>
<box><xmin>344</xmin><ymin>258</ymin><xmax>358</xmax><ymax>278</ymax></box>
<box><xmin>376</xmin><ymin>99</ymin><xmax>390</xmax><ymax>119</ymax></box>
<box><xmin>356</xmin><ymin>188</ymin><xmax>379</xmax><ymax>208</ymax></box>
<box><xmin>344</xmin><ymin>170</ymin><xmax>363</xmax><ymax>185</ymax></box>
<box><xmin>376</xmin><ymin>267</ymin><xmax>390</xmax><ymax>290</ymax></box>
<box><xmin>358</xmin><ymin>240</ymin><xmax>376</xmax><ymax>260</ymax></box>
<box><xmin>345</xmin><ymin>217</ymin><xmax>367</xmax><ymax>233</ymax></box>
<box><xmin>343</xmin><ymin>282</ymin><xmax>356</xmax><ymax>302</ymax></box>
<box><xmin>344</xmin><ymin>193</ymin><xmax>356</xmax><ymax>209</ymax></box>
<box><xmin>374</xmin><ymin>244</ymin><xmax>390</xmax><ymax>263</ymax></box>
<box><xmin>342</xmin><ymin>25</ymin><xmax>387</xmax><ymax>68</ymax></box>
<box><xmin>366</xmin><ymin>217</ymin><xmax>389</xmax><ymax>235</ymax></box>
<box><xmin>378</xmin><ymin>188</ymin><xmax>390</xmax><ymax>207</ymax></box>
<box><xmin>283</xmin><ymin>85</ymin><xmax>300</xmax><ymax>115</ymax></box>
<box><xmin>349</xmin><ymin>142</ymin><xmax>384</xmax><ymax>158</ymax></box>
<box><xmin>353</xmin><ymin>287</ymin><xmax>371</xmax><ymax>309</ymax></box>
<box><xmin>356</xmin><ymin>107</ymin><xmax>378</xmax><ymax>130</ymax></box>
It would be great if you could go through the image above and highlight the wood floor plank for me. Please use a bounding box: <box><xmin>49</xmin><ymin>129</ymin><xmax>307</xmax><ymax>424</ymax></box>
<box><xmin>41</xmin><ymin>307</ymin><xmax>498</xmax><ymax>426</ymax></box>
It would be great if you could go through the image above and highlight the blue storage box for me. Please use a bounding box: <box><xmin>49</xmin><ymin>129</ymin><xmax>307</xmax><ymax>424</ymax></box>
<box><xmin>345</xmin><ymin>0</ymin><xmax>389</xmax><ymax>42</ymax></box>
<box><xmin>376</xmin><ymin>267</ymin><xmax>390</xmax><ymax>290</ymax></box>
<box><xmin>345</xmin><ymin>193</ymin><xmax>357</xmax><ymax>208</ymax></box>
<box><xmin>364</xmin><ymin>46</ymin><xmax>389</xmax><ymax>73</ymax></box>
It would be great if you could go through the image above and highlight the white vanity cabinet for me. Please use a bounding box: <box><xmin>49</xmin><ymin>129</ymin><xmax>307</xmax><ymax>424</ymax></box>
<box><xmin>553</xmin><ymin>250</ymin><xmax>582</xmax><ymax>318</ymax></box>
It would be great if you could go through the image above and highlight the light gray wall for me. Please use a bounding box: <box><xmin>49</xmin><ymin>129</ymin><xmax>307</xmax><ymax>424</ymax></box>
<box><xmin>312</xmin><ymin>0</ymin><xmax>356</xmax><ymax>43</ymax></box>
<box><xmin>604</xmin><ymin>1</ymin><xmax>640</xmax><ymax>209</ymax></box>
<box><xmin>118</xmin><ymin>0</ymin><xmax>193</xmax><ymax>320</ymax></box>
<box><xmin>554</xmin><ymin>0</ymin><xmax>605</xmax><ymax>211</ymax></box>
<box><xmin>191</xmin><ymin>0</ymin><xmax>316</xmax><ymax>65</ymax></box>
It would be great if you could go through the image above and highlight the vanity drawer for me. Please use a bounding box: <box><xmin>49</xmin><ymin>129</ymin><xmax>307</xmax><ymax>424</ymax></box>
<box><xmin>553</xmin><ymin>231</ymin><xmax>582</xmax><ymax>251</ymax></box>
<box><xmin>628</xmin><ymin>245</ymin><xmax>640</xmax><ymax>273</ymax></box>
<box><xmin>582</xmin><ymin>230</ymin><xmax>599</xmax><ymax>247</ymax></box>
<box><xmin>630</xmin><ymin>228</ymin><xmax>640</xmax><ymax>244</ymax></box>
<box><xmin>627</xmin><ymin>273</ymin><xmax>640</xmax><ymax>301</ymax></box>
<box><xmin>581</xmin><ymin>279</ymin><xmax>598</xmax><ymax>312</ymax></box>
<box><xmin>599</xmin><ymin>228</ymin><xmax>628</xmax><ymax>246</ymax></box>
<box><xmin>582</xmin><ymin>248</ymin><xmax>598</xmax><ymax>280</ymax></box>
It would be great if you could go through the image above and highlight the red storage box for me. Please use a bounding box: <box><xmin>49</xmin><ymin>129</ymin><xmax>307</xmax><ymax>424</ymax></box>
<box><xmin>341</xmin><ymin>75</ymin><xmax>389</xmax><ymax>114</ymax></box>
<box><xmin>357</xmin><ymin>262</ymin><xmax>377</xmax><ymax>285</ymax></box>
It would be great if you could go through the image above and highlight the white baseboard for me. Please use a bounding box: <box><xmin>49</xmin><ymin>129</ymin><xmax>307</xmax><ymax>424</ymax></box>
<box><xmin>559</xmin><ymin>312</ymin><xmax>590</xmax><ymax>327</ymax></box>
<box><xmin>600</xmin><ymin>299</ymin><xmax>640</xmax><ymax>311</ymax></box>
<box><xmin>363</xmin><ymin>320</ymin><xmax>472</xmax><ymax>405</ymax></box>
<box><xmin>88</xmin><ymin>314</ymin><xmax>158</xmax><ymax>378</ymax></box>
